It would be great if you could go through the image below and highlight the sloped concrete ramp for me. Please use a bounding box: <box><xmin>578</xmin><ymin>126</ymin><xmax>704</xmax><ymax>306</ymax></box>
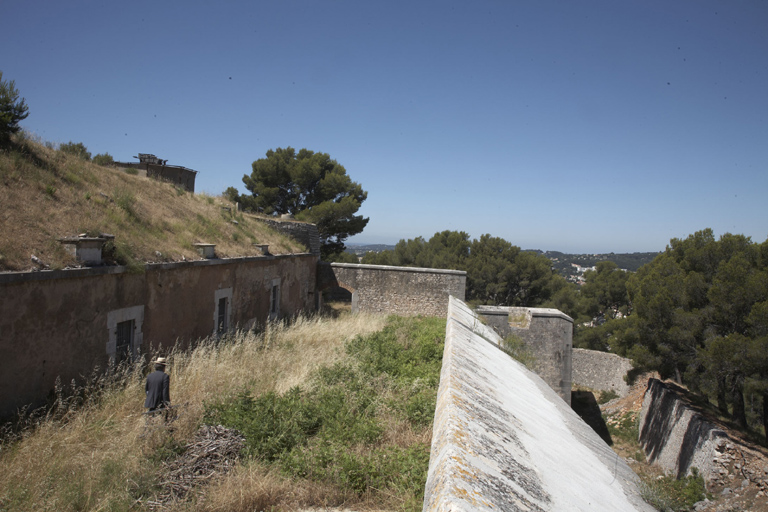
<box><xmin>423</xmin><ymin>297</ymin><xmax>654</xmax><ymax>512</ymax></box>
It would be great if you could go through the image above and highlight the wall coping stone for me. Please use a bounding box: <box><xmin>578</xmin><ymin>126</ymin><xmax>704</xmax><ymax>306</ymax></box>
<box><xmin>476</xmin><ymin>305</ymin><xmax>574</xmax><ymax>323</ymax></box>
<box><xmin>0</xmin><ymin>253</ymin><xmax>314</xmax><ymax>285</ymax></box>
<box><xmin>330</xmin><ymin>262</ymin><xmax>467</xmax><ymax>276</ymax></box>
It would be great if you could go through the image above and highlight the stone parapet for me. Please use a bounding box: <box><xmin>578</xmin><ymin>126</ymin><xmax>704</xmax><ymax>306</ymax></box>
<box><xmin>572</xmin><ymin>348</ymin><xmax>633</xmax><ymax>397</ymax></box>
<box><xmin>424</xmin><ymin>296</ymin><xmax>654</xmax><ymax>511</ymax></box>
<box><xmin>476</xmin><ymin>305</ymin><xmax>573</xmax><ymax>404</ymax></box>
<box><xmin>327</xmin><ymin>263</ymin><xmax>466</xmax><ymax>317</ymax></box>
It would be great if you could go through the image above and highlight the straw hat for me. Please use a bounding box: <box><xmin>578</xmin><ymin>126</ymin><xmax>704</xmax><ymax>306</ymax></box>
<box><xmin>153</xmin><ymin>357</ymin><xmax>168</xmax><ymax>366</ymax></box>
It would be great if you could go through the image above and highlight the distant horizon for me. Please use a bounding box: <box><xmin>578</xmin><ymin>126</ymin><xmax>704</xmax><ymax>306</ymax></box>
<box><xmin>345</xmin><ymin>237</ymin><xmax>667</xmax><ymax>255</ymax></box>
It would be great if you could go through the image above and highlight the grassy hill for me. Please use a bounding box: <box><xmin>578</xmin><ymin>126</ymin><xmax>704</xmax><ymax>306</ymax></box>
<box><xmin>0</xmin><ymin>133</ymin><xmax>305</xmax><ymax>273</ymax></box>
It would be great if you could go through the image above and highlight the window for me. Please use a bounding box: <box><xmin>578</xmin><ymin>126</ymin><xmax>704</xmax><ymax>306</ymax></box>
<box><xmin>217</xmin><ymin>297</ymin><xmax>228</xmax><ymax>333</ymax></box>
<box><xmin>107</xmin><ymin>305</ymin><xmax>144</xmax><ymax>364</ymax></box>
<box><xmin>269</xmin><ymin>278</ymin><xmax>281</xmax><ymax>320</ymax></box>
<box><xmin>115</xmin><ymin>320</ymin><xmax>134</xmax><ymax>364</ymax></box>
<box><xmin>214</xmin><ymin>287</ymin><xmax>233</xmax><ymax>335</ymax></box>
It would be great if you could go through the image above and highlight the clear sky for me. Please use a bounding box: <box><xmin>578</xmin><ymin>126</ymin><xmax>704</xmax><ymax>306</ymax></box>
<box><xmin>3</xmin><ymin>1</ymin><xmax>766</xmax><ymax>254</ymax></box>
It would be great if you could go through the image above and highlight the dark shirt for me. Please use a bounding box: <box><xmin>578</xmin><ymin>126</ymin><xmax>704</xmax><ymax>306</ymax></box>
<box><xmin>144</xmin><ymin>370</ymin><xmax>170</xmax><ymax>410</ymax></box>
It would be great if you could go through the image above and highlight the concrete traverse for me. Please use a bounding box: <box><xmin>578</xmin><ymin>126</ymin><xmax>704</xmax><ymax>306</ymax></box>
<box><xmin>423</xmin><ymin>296</ymin><xmax>654</xmax><ymax>512</ymax></box>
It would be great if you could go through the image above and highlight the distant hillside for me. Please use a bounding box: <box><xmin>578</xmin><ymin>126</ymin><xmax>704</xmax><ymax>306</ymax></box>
<box><xmin>347</xmin><ymin>244</ymin><xmax>659</xmax><ymax>278</ymax></box>
<box><xmin>543</xmin><ymin>251</ymin><xmax>660</xmax><ymax>273</ymax></box>
<box><xmin>0</xmin><ymin>134</ymin><xmax>305</xmax><ymax>272</ymax></box>
<box><xmin>345</xmin><ymin>243</ymin><xmax>396</xmax><ymax>257</ymax></box>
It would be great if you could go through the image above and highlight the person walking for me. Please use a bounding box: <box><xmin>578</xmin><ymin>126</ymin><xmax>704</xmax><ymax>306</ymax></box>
<box><xmin>144</xmin><ymin>357</ymin><xmax>170</xmax><ymax>412</ymax></box>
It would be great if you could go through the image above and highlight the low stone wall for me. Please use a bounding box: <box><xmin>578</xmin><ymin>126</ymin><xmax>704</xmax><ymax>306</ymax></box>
<box><xmin>255</xmin><ymin>217</ymin><xmax>321</xmax><ymax>256</ymax></box>
<box><xmin>572</xmin><ymin>348</ymin><xmax>632</xmax><ymax>397</ymax></box>
<box><xmin>424</xmin><ymin>296</ymin><xmax>654</xmax><ymax>511</ymax></box>
<box><xmin>327</xmin><ymin>263</ymin><xmax>466</xmax><ymax>317</ymax></box>
<box><xmin>476</xmin><ymin>305</ymin><xmax>573</xmax><ymax>404</ymax></box>
<box><xmin>639</xmin><ymin>379</ymin><xmax>728</xmax><ymax>482</ymax></box>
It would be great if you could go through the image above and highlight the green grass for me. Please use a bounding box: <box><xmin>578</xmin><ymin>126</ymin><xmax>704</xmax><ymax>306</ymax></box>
<box><xmin>203</xmin><ymin>315</ymin><xmax>444</xmax><ymax>510</ymax></box>
<box><xmin>639</xmin><ymin>468</ymin><xmax>708</xmax><ymax>512</ymax></box>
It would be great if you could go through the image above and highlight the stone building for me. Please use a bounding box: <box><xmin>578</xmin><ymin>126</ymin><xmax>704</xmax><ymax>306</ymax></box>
<box><xmin>115</xmin><ymin>153</ymin><xmax>197</xmax><ymax>192</ymax></box>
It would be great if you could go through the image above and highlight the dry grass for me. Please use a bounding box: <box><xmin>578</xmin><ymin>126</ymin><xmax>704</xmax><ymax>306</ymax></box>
<box><xmin>0</xmin><ymin>132</ymin><xmax>305</xmax><ymax>272</ymax></box>
<box><xmin>0</xmin><ymin>312</ymin><xmax>388</xmax><ymax>512</ymax></box>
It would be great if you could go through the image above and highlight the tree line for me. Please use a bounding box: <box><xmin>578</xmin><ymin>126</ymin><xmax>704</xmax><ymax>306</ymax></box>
<box><xmin>577</xmin><ymin>229</ymin><xmax>768</xmax><ymax>438</ymax></box>
<box><xmin>359</xmin><ymin>229</ymin><xmax>768</xmax><ymax>441</ymax></box>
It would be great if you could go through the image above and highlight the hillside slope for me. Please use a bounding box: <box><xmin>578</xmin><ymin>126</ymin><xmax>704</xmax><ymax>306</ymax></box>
<box><xmin>0</xmin><ymin>134</ymin><xmax>305</xmax><ymax>272</ymax></box>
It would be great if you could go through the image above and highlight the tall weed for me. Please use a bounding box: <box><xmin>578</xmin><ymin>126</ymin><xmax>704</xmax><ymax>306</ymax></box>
<box><xmin>203</xmin><ymin>315</ymin><xmax>444</xmax><ymax>510</ymax></box>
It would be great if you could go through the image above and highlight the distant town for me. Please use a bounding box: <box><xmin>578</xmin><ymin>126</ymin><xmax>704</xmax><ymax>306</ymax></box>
<box><xmin>345</xmin><ymin>244</ymin><xmax>660</xmax><ymax>284</ymax></box>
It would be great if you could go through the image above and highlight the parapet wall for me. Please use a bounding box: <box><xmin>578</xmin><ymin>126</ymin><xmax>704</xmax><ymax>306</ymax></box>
<box><xmin>327</xmin><ymin>263</ymin><xmax>466</xmax><ymax>317</ymax></box>
<box><xmin>476</xmin><ymin>305</ymin><xmax>573</xmax><ymax>404</ymax></box>
<box><xmin>424</xmin><ymin>297</ymin><xmax>654</xmax><ymax>511</ymax></box>
<box><xmin>0</xmin><ymin>254</ymin><xmax>317</xmax><ymax>416</ymax></box>
<box><xmin>572</xmin><ymin>348</ymin><xmax>633</xmax><ymax>397</ymax></box>
<box><xmin>255</xmin><ymin>217</ymin><xmax>321</xmax><ymax>256</ymax></box>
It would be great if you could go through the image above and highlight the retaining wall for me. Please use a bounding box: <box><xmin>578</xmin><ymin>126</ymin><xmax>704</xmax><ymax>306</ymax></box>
<box><xmin>326</xmin><ymin>263</ymin><xmax>466</xmax><ymax>317</ymax></box>
<box><xmin>0</xmin><ymin>254</ymin><xmax>317</xmax><ymax>416</ymax></box>
<box><xmin>572</xmin><ymin>348</ymin><xmax>633</xmax><ymax>397</ymax></box>
<box><xmin>424</xmin><ymin>296</ymin><xmax>653</xmax><ymax>511</ymax></box>
<box><xmin>475</xmin><ymin>305</ymin><xmax>573</xmax><ymax>404</ymax></box>
<box><xmin>639</xmin><ymin>378</ymin><xmax>728</xmax><ymax>482</ymax></box>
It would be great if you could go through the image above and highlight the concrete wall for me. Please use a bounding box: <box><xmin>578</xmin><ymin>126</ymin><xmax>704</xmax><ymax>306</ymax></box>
<box><xmin>476</xmin><ymin>305</ymin><xmax>573</xmax><ymax>404</ymax></box>
<box><xmin>424</xmin><ymin>296</ymin><xmax>654</xmax><ymax>511</ymax></box>
<box><xmin>327</xmin><ymin>263</ymin><xmax>466</xmax><ymax>317</ymax></box>
<box><xmin>0</xmin><ymin>254</ymin><xmax>317</xmax><ymax>416</ymax></box>
<box><xmin>639</xmin><ymin>378</ymin><xmax>728</xmax><ymax>482</ymax></box>
<box><xmin>573</xmin><ymin>348</ymin><xmax>633</xmax><ymax>397</ymax></box>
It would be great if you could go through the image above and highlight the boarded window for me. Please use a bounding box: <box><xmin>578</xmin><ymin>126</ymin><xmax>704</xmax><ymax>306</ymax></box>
<box><xmin>115</xmin><ymin>319</ymin><xmax>134</xmax><ymax>363</ymax></box>
<box><xmin>271</xmin><ymin>285</ymin><xmax>279</xmax><ymax>315</ymax></box>
<box><xmin>217</xmin><ymin>297</ymin><xmax>228</xmax><ymax>333</ymax></box>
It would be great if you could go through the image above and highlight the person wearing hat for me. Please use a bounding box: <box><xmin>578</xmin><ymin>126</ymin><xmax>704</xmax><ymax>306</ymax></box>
<box><xmin>144</xmin><ymin>357</ymin><xmax>170</xmax><ymax>412</ymax></box>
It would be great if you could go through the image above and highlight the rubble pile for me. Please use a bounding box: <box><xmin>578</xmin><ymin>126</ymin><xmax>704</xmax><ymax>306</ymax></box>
<box><xmin>147</xmin><ymin>424</ymin><xmax>245</xmax><ymax>510</ymax></box>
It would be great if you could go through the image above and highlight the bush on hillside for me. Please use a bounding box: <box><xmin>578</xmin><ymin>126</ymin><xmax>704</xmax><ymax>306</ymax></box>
<box><xmin>59</xmin><ymin>141</ymin><xmax>91</xmax><ymax>160</ymax></box>
<box><xmin>93</xmin><ymin>152</ymin><xmax>114</xmax><ymax>166</ymax></box>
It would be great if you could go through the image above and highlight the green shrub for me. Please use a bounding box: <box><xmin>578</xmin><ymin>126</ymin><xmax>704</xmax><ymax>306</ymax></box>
<box><xmin>59</xmin><ymin>141</ymin><xmax>91</xmax><ymax>160</ymax></box>
<box><xmin>92</xmin><ymin>152</ymin><xmax>114</xmax><ymax>166</ymax></box>
<box><xmin>203</xmin><ymin>315</ymin><xmax>444</xmax><ymax>509</ymax></box>
<box><xmin>598</xmin><ymin>389</ymin><xmax>620</xmax><ymax>404</ymax></box>
<box><xmin>640</xmin><ymin>468</ymin><xmax>708</xmax><ymax>512</ymax></box>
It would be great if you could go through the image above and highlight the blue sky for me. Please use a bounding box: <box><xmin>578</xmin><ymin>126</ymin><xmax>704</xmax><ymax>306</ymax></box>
<box><xmin>3</xmin><ymin>0</ymin><xmax>766</xmax><ymax>253</ymax></box>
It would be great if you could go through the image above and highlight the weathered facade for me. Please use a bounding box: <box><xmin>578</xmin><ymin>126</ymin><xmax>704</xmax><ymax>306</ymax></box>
<box><xmin>324</xmin><ymin>262</ymin><xmax>466</xmax><ymax>317</ymax></box>
<box><xmin>0</xmin><ymin>254</ymin><xmax>317</xmax><ymax>416</ymax></box>
<box><xmin>476</xmin><ymin>305</ymin><xmax>573</xmax><ymax>404</ymax></box>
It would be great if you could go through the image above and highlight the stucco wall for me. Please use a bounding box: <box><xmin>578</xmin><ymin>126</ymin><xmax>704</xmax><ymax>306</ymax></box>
<box><xmin>572</xmin><ymin>348</ymin><xmax>633</xmax><ymax>397</ymax></box>
<box><xmin>476</xmin><ymin>305</ymin><xmax>573</xmax><ymax>404</ymax></box>
<box><xmin>328</xmin><ymin>263</ymin><xmax>466</xmax><ymax>317</ymax></box>
<box><xmin>424</xmin><ymin>296</ymin><xmax>654</xmax><ymax>511</ymax></box>
<box><xmin>0</xmin><ymin>254</ymin><xmax>317</xmax><ymax>416</ymax></box>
